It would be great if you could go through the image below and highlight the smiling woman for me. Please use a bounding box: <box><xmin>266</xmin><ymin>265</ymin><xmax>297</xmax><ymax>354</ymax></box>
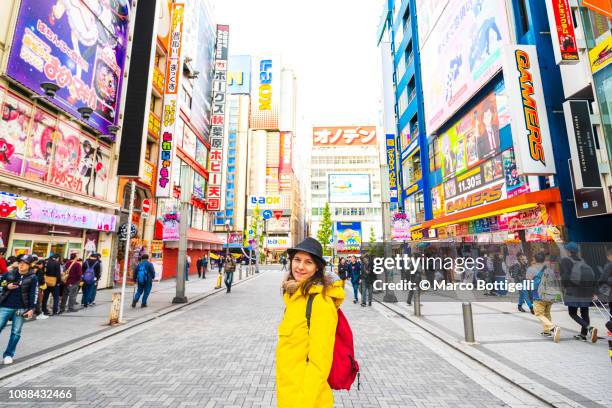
<box><xmin>276</xmin><ymin>237</ymin><xmax>345</xmax><ymax>407</ymax></box>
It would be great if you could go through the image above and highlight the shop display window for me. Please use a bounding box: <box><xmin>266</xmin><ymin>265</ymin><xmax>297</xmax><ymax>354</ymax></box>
<box><xmin>11</xmin><ymin>239</ymin><xmax>31</xmax><ymax>256</ymax></box>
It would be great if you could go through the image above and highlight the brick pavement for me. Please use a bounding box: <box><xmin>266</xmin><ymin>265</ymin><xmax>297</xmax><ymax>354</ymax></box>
<box><xmin>0</xmin><ymin>269</ymin><xmax>550</xmax><ymax>407</ymax></box>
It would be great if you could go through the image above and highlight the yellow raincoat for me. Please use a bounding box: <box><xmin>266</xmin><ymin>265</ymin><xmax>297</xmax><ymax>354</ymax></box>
<box><xmin>276</xmin><ymin>278</ymin><xmax>345</xmax><ymax>407</ymax></box>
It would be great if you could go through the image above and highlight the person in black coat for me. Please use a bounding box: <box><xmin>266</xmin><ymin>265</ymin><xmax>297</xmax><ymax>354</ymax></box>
<box><xmin>359</xmin><ymin>255</ymin><xmax>376</xmax><ymax>307</ymax></box>
<box><xmin>42</xmin><ymin>254</ymin><xmax>62</xmax><ymax>316</ymax></box>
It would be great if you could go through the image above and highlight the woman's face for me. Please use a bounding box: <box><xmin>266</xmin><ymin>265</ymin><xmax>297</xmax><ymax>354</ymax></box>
<box><xmin>291</xmin><ymin>251</ymin><xmax>317</xmax><ymax>283</ymax></box>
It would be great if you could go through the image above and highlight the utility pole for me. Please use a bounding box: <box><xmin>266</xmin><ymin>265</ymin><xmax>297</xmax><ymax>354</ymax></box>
<box><xmin>173</xmin><ymin>165</ymin><xmax>193</xmax><ymax>304</ymax></box>
<box><xmin>118</xmin><ymin>179</ymin><xmax>136</xmax><ymax>323</ymax></box>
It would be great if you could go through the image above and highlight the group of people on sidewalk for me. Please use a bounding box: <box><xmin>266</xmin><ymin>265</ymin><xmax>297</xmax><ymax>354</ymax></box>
<box><xmin>337</xmin><ymin>255</ymin><xmax>376</xmax><ymax>307</ymax></box>
<box><xmin>0</xmin><ymin>249</ymin><xmax>102</xmax><ymax>365</ymax></box>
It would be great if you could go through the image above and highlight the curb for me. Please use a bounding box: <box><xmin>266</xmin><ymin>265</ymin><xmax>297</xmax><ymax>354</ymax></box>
<box><xmin>0</xmin><ymin>271</ymin><xmax>264</xmax><ymax>382</ymax></box>
<box><xmin>377</xmin><ymin>300</ymin><xmax>588</xmax><ymax>408</ymax></box>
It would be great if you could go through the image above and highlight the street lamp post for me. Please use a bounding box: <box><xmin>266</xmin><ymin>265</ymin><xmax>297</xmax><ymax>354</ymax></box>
<box><xmin>173</xmin><ymin>165</ymin><xmax>193</xmax><ymax>304</ymax></box>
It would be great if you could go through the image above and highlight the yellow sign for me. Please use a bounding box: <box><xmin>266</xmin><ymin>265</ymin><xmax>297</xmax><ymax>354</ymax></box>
<box><xmin>101</xmin><ymin>248</ymin><xmax>110</xmax><ymax>257</ymax></box>
<box><xmin>589</xmin><ymin>33</ymin><xmax>612</xmax><ymax>73</ymax></box>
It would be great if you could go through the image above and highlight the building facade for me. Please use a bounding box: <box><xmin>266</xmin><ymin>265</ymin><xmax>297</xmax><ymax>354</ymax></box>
<box><xmin>379</xmin><ymin>0</ymin><xmax>612</xmax><ymax>245</ymax></box>
<box><xmin>309</xmin><ymin>126</ymin><xmax>383</xmax><ymax>255</ymax></box>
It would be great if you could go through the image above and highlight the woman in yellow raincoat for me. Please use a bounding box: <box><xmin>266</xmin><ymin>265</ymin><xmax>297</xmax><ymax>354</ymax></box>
<box><xmin>276</xmin><ymin>237</ymin><xmax>345</xmax><ymax>408</ymax></box>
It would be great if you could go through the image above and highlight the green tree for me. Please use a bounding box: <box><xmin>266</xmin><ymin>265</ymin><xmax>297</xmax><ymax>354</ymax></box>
<box><xmin>317</xmin><ymin>202</ymin><xmax>333</xmax><ymax>256</ymax></box>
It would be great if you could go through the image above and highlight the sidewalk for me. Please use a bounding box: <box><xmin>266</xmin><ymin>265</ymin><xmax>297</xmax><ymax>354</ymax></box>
<box><xmin>0</xmin><ymin>264</ymin><xmax>262</xmax><ymax>367</ymax></box>
<box><xmin>380</xmin><ymin>296</ymin><xmax>612</xmax><ymax>407</ymax></box>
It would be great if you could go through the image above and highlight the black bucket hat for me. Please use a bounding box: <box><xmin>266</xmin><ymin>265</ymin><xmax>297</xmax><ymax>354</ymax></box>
<box><xmin>287</xmin><ymin>237</ymin><xmax>326</xmax><ymax>266</ymax></box>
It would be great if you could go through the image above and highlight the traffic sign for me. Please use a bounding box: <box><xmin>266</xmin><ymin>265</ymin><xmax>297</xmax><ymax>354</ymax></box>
<box><xmin>262</xmin><ymin>210</ymin><xmax>273</xmax><ymax>220</ymax></box>
<box><xmin>142</xmin><ymin>199</ymin><xmax>151</xmax><ymax>213</ymax></box>
<box><xmin>273</xmin><ymin>210</ymin><xmax>283</xmax><ymax>220</ymax></box>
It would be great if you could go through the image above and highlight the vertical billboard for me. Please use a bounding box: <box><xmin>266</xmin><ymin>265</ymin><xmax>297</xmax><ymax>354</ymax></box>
<box><xmin>156</xmin><ymin>3</ymin><xmax>185</xmax><ymax>197</ymax></box>
<box><xmin>206</xmin><ymin>25</ymin><xmax>230</xmax><ymax>211</ymax></box>
<box><xmin>6</xmin><ymin>0</ymin><xmax>130</xmax><ymax>136</ymax></box>
<box><xmin>335</xmin><ymin>222</ymin><xmax>362</xmax><ymax>253</ymax></box>
<box><xmin>503</xmin><ymin>45</ymin><xmax>556</xmax><ymax>175</ymax></box>
<box><xmin>185</xmin><ymin>0</ymin><xmax>216</xmax><ymax>140</ymax></box>
<box><xmin>419</xmin><ymin>0</ymin><xmax>510</xmax><ymax>134</ymax></box>
<box><xmin>545</xmin><ymin>0</ymin><xmax>580</xmax><ymax>64</ymax></box>
<box><xmin>279</xmin><ymin>132</ymin><xmax>293</xmax><ymax>190</ymax></box>
<box><xmin>312</xmin><ymin>126</ymin><xmax>377</xmax><ymax>147</ymax></box>
<box><xmin>250</xmin><ymin>56</ymin><xmax>281</xmax><ymax>130</ymax></box>
<box><xmin>385</xmin><ymin>134</ymin><xmax>399</xmax><ymax>203</ymax></box>
<box><xmin>228</xmin><ymin>55</ymin><xmax>252</xmax><ymax>94</ymax></box>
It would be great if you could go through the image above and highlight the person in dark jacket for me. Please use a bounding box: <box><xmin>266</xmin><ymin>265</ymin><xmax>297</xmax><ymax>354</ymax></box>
<box><xmin>337</xmin><ymin>257</ymin><xmax>348</xmax><ymax>282</ymax></box>
<box><xmin>560</xmin><ymin>242</ymin><xmax>598</xmax><ymax>342</ymax></box>
<box><xmin>60</xmin><ymin>254</ymin><xmax>82</xmax><ymax>313</ymax></box>
<box><xmin>42</xmin><ymin>253</ymin><xmax>62</xmax><ymax>316</ymax></box>
<box><xmin>202</xmin><ymin>255</ymin><xmax>208</xmax><ymax>279</ymax></box>
<box><xmin>598</xmin><ymin>248</ymin><xmax>612</xmax><ymax>320</ymax></box>
<box><xmin>224</xmin><ymin>255</ymin><xmax>236</xmax><ymax>293</ymax></box>
<box><xmin>349</xmin><ymin>256</ymin><xmax>361</xmax><ymax>304</ymax></box>
<box><xmin>0</xmin><ymin>254</ymin><xmax>38</xmax><ymax>364</ymax></box>
<box><xmin>360</xmin><ymin>255</ymin><xmax>376</xmax><ymax>307</ymax></box>
<box><xmin>32</xmin><ymin>257</ymin><xmax>48</xmax><ymax>319</ymax></box>
<box><xmin>90</xmin><ymin>253</ymin><xmax>102</xmax><ymax>305</ymax></box>
<box><xmin>81</xmin><ymin>254</ymin><xmax>100</xmax><ymax>307</ymax></box>
<box><xmin>196</xmin><ymin>256</ymin><xmax>203</xmax><ymax>279</ymax></box>
<box><xmin>132</xmin><ymin>254</ymin><xmax>156</xmax><ymax>308</ymax></box>
<box><xmin>510</xmin><ymin>253</ymin><xmax>533</xmax><ymax>314</ymax></box>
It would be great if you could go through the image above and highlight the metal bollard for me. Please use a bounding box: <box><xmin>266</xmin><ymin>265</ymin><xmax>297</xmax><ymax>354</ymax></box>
<box><xmin>414</xmin><ymin>288</ymin><xmax>421</xmax><ymax>317</ymax></box>
<box><xmin>462</xmin><ymin>302</ymin><xmax>475</xmax><ymax>343</ymax></box>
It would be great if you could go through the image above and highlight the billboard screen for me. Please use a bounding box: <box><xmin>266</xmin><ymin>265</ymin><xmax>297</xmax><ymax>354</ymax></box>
<box><xmin>335</xmin><ymin>222</ymin><xmax>362</xmax><ymax>253</ymax></box>
<box><xmin>250</xmin><ymin>56</ymin><xmax>280</xmax><ymax>129</ymax></box>
<box><xmin>6</xmin><ymin>0</ymin><xmax>131</xmax><ymax>135</ymax></box>
<box><xmin>328</xmin><ymin>174</ymin><xmax>371</xmax><ymax>203</ymax></box>
<box><xmin>420</xmin><ymin>0</ymin><xmax>510</xmax><ymax>134</ymax></box>
<box><xmin>313</xmin><ymin>126</ymin><xmax>377</xmax><ymax>147</ymax></box>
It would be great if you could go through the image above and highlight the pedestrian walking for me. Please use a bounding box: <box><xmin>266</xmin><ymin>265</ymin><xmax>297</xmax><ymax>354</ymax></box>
<box><xmin>32</xmin><ymin>257</ymin><xmax>48</xmax><ymax>320</ymax></box>
<box><xmin>349</xmin><ymin>255</ymin><xmax>361</xmax><ymax>304</ymax></box>
<box><xmin>81</xmin><ymin>254</ymin><xmax>100</xmax><ymax>308</ymax></box>
<box><xmin>60</xmin><ymin>255</ymin><xmax>82</xmax><ymax>313</ymax></box>
<box><xmin>42</xmin><ymin>253</ymin><xmax>62</xmax><ymax>316</ymax></box>
<box><xmin>224</xmin><ymin>255</ymin><xmax>236</xmax><ymax>293</ymax></box>
<box><xmin>492</xmin><ymin>253</ymin><xmax>507</xmax><ymax>296</ymax></box>
<box><xmin>276</xmin><ymin>237</ymin><xmax>345</xmax><ymax>407</ymax></box>
<box><xmin>90</xmin><ymin>253</ymin><xmax>102</xmax><ymax>305</ymax></box>
<box><xmin>510</xmin><ymin>253</ymin><xmax>534</xmax><ymax>314</ymax></box>
<box><xmin>529</xmin><ymin>252</ymin><xmax>562</xmax><ymax>342</ymax></box>
<box><xmin>561</xmin><ymin>242</ymin><xmax>598</xmax><ymax>343</ymax></box>
<box><xmin>202</xmin><ymin>255</ymin><xmax>208</xmax><ymax>279</ymax></box>
<box><xmin>360</xmin><ymin>255</ymin><xmax>375</xmax><ymax>307</ymax></box>
<box><xmin>218</xmin><ymin>254</ymin><xmax>224</xmax><ymax>274</ymax></box>
<box><xmin>597</xmin><ymin>248</ymin><xmax>612</xmax><ymax>320</ymax></box>
<box><xmin>0</xmin><ymin>254</ymin><xmax>38</xmax><ymax>364</ymax></box>
<box><xmin>280</xmin><ymin>255</ymin><xmax>288</xmax><ymax>272</ymax></box>
<box><xmin>196</xmin><ymin>256</ymin><xmax>203</xmax><ymax>278</ymax></box>
<box><xmin>337</xmin><ymin>257</ymin><xmax>348</xmax><ymax>283</ymax></box>
<box><xmin>185</xmin><ymin>254</ymin><xmax>191</xmax><ymax>281</ymax></box>
<box><xmin>132</xmin><ymin>254</ymin><xmax>155</xmax><ymax>308</ymax></box>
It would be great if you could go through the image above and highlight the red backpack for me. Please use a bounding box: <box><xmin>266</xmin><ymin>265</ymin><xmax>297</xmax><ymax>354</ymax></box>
<box><xmin>306</xmin><ymin>295</ymin><xmax>360</xmax><ymax>390</ymax></box>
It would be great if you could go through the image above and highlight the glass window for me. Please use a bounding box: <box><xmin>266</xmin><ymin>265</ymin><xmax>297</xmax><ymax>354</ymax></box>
<box><xmin>402</xmin><ymin>149</ymin><xmax>422</xmax><ymax>187</ymax></box>
<box><xmin>397</xmin><ymin>87</ymin><xmax>408</xmax><ymax>117</ymax></box>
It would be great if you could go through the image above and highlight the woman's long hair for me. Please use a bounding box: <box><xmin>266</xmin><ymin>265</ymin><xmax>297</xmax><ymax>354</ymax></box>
<box><xmin>285</xmin><ymin>253</ymin><xmax>329</xmax><ymax>296</ymax></box>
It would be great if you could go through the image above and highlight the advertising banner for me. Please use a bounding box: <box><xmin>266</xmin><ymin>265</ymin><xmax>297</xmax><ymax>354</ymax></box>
<box><xmin>247</xmin><ymin>195</ymin><xmax>282</xmax><ymax>210</ymax></box>
<box><xmin>431</xmin><ymin>184</ymin><xmax>445</xmax><ymax>218</ymax></box>
<box><xmin>0</xmin><ymin>192</ymin><xmax>116</xmax><ymax>231</ymax></box>
<box><xmin>161</xmin><ymin>212</ymin><xmax>180</xmax><ymax>241</ymax></box>
<box><xmin>420</xmin><ymin>0</ymin><xmax>510</xmax><ymax>133</ymax></box>
<box><xmin>545</xmin><ymin>0</ymin><xmax>579</xmax><ymax>64</ymax></box>
<box><xmin>313</xmin><ymin>126</ymin><xmax>377</xmax><ymax>147</ymax></box>
<box><xmin>266</xmin><ymin>217</ymin><xmax>290</xmax><ymax>232</ymax></box>
<box><xmin>444</xmin><ymin>181</ymin><xmax>506</xmax><ymax>216</ymax></box>
<box><xmin>439</xmin><ymin>91</ymin><xmax>504</xmax><ymax>181</ymax></box>
<box><xmin>279</xmin><ymin>132</ymin><xmax>292</xmax><ymax>190</ymax></box>
<box><xmin>386</xmin><ymin>134</ymin><xmax>399</xmax><ymax>203</ymax></box>
<box><xmin>328</xmin><ymin>174</ymin><xmax>371</xmax><ymax>203</ymax></box>
<box><xmin>391</xmin><ymin>212</ymin><xmax>411</xmax><ymax>241</ymax></box>
<box><xmin>563</xmin><ymin>100</ymin><xmax>601</xmax><ymax>188</ymax></box>
<box><xmin>582</xmin><ymin>0</ymin><xmax>612</xmax><ymax>19</ymax></box>
<box><xmin>588</xmin><ymin>33</ymin><xmax>612</xmax><ymax>74</ymax></box>
<box><xmin>503</xmin><ymin>45</ymin><xmax>556</xmax><ymax>175</ymax></box>
<box><xmin>415</xmin><ymin>0</ymin><xmax>450</xmax><ymax>48</ymax></box>
<box><xmin>206</xmin><ymin>25</ymin><xmax>230</xmax><ymax>211</ymax></box>
<box><xmin>6</xmin><ymin>0</ymin><xmax>130</xmax><ymax>135</ymax></box>
<box><xmin>0</xmin><ymin>89</ymin><xmax>111</xmax><ymax>199</ymax></box>
<box><xmin>156</xmin><ymin>3</ymin><xmax>185</xmax><ymax>197</ymax></box>
<box><xmin>250</xmin><ymin>56</ymin><xmax>280</xmax><ymax>130</ymax></box>
<box><xmin>335</xmin><ymin>222</ymin><xmax>362</xmax><ymax>253</ymax></box>
<box><xmin>228</xmin><ymin>55</ymin><xmax>252</xmax><ymax>94</ymax></box>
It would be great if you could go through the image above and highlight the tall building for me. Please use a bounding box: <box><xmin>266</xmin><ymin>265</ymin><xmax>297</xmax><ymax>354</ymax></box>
<box><xmin>309</xmin><ymin>126</ymin><xmax>383</xmax><ymax>255</ymax></box>
<box><xmin>378</xmin><ymin>0</ymin><xmax>612</xmax><ymax>245</ymax></box>
<box><xmin>0</xmin><ymin>0</ymin><xmax>129</xmax><ymax>286</ymax></box>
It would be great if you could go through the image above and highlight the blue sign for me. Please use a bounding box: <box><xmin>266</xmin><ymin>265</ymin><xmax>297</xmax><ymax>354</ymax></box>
<box><xmin>386</xmin><ymin>134</ymin><xmax>399</xmax><ymax>204</ymax></box>
<box><xmin>262</xmin><ymin>210</ymin><xmax>273</xmax><ymax>220</ymax></box>
<box><xmin>227</xmin><ymin>55</ymin><xmax>251</xmax><ymax>95</ymax></box>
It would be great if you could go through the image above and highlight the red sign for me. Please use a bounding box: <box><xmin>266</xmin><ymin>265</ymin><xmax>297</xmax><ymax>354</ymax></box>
<box><xmin>551</xmin><ymin>0</ymin><xmax>579</xmax><ymax>63</ymax></box>
<box><xmin>142</xmin><ymin>199</ymin><xmax>151</xmax><ymax>214</ymax></box>
<box><xmin>273</xmin><ymin>210</ymin><xmax>283</xmax><ymax>220</ymax></box>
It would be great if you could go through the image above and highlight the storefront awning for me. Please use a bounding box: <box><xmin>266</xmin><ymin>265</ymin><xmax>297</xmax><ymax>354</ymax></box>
<box><xmin>422</xmin><ymin>188</ymin><xmax>563</xmax><ymax>229</ymax></box>
<box><xmin>187</xmin><ymin>228</ymin><xmax>224</xmax><ymax>245</ymax></box>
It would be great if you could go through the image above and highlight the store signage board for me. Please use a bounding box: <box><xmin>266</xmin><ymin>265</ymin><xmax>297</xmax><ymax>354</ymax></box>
<box><xmin>545</xmin><ymin>0</ymin><xmax>580</xmax><ymax>64</ymax></box>
<box><xmin>568</xmin><ymin>159</ymin><xmax>609</xmax><ymax>218</ymax></box>
<box><xmin>563</xmin><ymin>100</ymin><xmax>602</xmax><ymax>188</ymax></box>
<box><xmin>503</xmin><ymin>45</ymin><xmax>556</xmax><ymax>175</ymax></box>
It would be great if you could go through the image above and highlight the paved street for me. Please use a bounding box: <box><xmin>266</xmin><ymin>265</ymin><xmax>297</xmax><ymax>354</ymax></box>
<box><xmin>0</xmin><ymin>268</ymin><xmax>553</xmax><ymax>407</ymax></box>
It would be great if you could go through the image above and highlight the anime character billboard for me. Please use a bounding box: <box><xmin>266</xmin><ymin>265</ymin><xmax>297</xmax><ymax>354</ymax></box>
<box><xmin>6</xmin><ymin>0</ymin><xmax>130</xmax><ymax>135</ymax></box>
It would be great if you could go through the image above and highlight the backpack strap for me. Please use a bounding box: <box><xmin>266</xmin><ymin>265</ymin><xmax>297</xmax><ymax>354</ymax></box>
<box><xmin>305</xmin><ymin>294</ymin><xmax>315</xmax><ymax>330</ymax></box>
